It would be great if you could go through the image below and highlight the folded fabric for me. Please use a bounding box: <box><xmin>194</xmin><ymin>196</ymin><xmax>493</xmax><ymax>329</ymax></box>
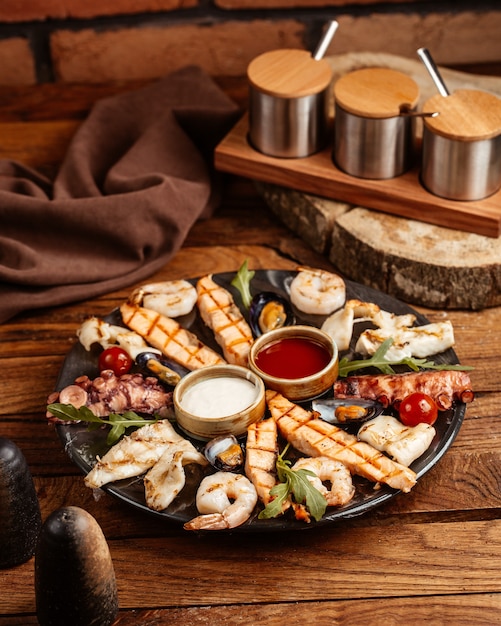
<box><xmin>0</xmin><ymin>65</ymin><xmax>240</xmax><ymax>323</ymax></box>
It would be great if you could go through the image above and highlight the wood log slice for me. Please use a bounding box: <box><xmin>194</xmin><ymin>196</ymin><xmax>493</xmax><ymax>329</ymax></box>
<box><xmin>331</xmin><ymin>208</ymin><xmax>501</xmax><ymax>310</ymax></box>
<box><xmin>256</xmin><ymin>53</ymin><xmax>501</xmax><ymax>310</ymax></box>
<box><xmin>258</xmin><ymin>182</ymin><xmax>501</xmax><ymax>310</ymax></box>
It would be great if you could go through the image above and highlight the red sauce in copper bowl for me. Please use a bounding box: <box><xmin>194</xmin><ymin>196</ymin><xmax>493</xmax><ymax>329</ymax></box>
<box><xmin>248</xmin><ymin>325</ymin><xmax>339</xmax><ymax>402</ymax></box>
<box><xmin>254</xmin><ymin>336</ymin><xmax>331</xmax><ymax>380</ymax></box>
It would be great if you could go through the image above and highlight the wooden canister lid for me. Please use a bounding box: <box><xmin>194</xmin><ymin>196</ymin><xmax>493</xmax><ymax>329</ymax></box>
<box><xmin>423</xmin><ymin>89</ymin><xmax>501</xmax><ymax>141</ymax></box>
<box><xmin>247</xmin><ymin>49</ymin><xmax>332</xmax><ymax>98</ymax></box>
<box><xmin>333</xmin><ymin>67</ymin><xmax>420</xmax><ymax>118</ymax></box>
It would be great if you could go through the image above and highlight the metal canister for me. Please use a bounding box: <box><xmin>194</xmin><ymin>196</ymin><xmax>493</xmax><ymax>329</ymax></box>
<box><xmin>247</xmin><ymin>49</ymin><xmax>333</xmax><ymax>158</ymax></box>
<box><xmin>333</xmin><ymin>68</ymin><xmax>420</xmax><ymax>179</ymax></box>
<box><xmin>421</xmin><ymin>89</ymin><xmax>501</xmax><ymax>201</ymax></box>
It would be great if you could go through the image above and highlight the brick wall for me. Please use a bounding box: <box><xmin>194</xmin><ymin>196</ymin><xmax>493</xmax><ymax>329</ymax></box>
<box><xmin>0</xmin><ymin>0</ymin><xmax>500</xmax><ymax>86</ymax></box>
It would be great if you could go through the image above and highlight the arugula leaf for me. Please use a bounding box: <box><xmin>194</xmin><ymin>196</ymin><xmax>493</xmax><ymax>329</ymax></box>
<box><xmin>258</xmin><ymin>444</ymin><xmax>327</xmax><ymax>522</ymax></box>
<box><xmin>230</xmin><ymin>259</ymin><xmax>255</xmax><ymax>309</ymax></box>
<box><xmin>47</xmin><ymin>403</ymin><xmax>161</xmax><ymax>446</ymax></box>
<box><xmin>258</xmin><ymin>483</ymin><xmax>290</xmax><ymax>519</ymax></box>
<box><xmin>338</xmin><ymin>338</ymin><xmax>474</xmax><ymax>378</ymax></box>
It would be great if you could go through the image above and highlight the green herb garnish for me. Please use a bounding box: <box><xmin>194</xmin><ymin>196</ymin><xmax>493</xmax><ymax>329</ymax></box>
<box><xmin>231</xmin><ymin>258</ymin><xmax>255</xmax><ymax>309</ymax></box>
<box><xmin>47</xmin><ymin>403</ymin><xmax>161</xmax><ymax>446</ymax></box>
<box><xmin>258</xmin><ymin>444</ymin><xmax>327</xmax><ymax>522</ymax></box>
<box><xmin>338</xmin><ymin>338</ymin><xmax>474</xmax><ymax>377</ymax></box>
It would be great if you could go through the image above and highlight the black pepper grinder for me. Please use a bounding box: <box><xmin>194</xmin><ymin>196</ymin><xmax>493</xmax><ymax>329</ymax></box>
<box><xmin>35</xmin><ymin>506</ymin><xmax>119</xmax><ymax>626</ymax></box>
<box><xmin>0</xmin><ymin>437</ymin><xmax>42</xmax><ymax>568</ymax></box>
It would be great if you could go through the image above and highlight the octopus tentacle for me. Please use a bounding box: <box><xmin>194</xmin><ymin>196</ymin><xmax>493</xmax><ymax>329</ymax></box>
<box><xmin>46</xmin><ymin>370</ymin><xmax>173</xmax><ymax>423</ymax></box>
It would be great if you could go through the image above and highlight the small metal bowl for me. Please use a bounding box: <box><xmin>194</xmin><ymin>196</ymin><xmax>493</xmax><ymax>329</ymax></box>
<box><xmin>248</xmin><ymin>325</ymin><xmax>339</xmax><ymax>402</ymax></box>
<box><xmin>173</xmin><ymin>365</ymin><xmax>265</xmax><ymax>441</ymax></box>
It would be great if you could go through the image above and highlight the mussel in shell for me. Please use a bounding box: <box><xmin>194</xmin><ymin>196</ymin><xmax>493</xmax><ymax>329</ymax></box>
<box><xmin>204</xmin><ymin>435</ymin><xmax>244</xmax><ymax>472</ymax></box>
<box><xmin>136</xmin><ymin>351</ymin><xmax>188</xmax><ymax>386</ymax></box>
<box><xmin>312</xmin><ymin>398</ymin><xmax>385</xmax><ymax>426</ymax></box>
<box><xmin>249</xmin><ymin>292</ymin><xmax>295</xmax><ymax>337</ymax></box>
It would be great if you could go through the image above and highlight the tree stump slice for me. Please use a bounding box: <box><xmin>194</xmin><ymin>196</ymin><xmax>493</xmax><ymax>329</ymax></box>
<box><xmin>331</xmin><ymin>209</ymin><xmax>501</xmax><ymax>310</ymax></box>
<box><xmin>256</xmin><ymin>53</ymin><xmax>501</xmax><ymax>310</ymax></box>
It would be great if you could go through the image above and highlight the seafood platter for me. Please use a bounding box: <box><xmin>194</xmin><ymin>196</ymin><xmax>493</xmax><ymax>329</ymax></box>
<box><xmin>47</xmin><ymin>266</ymin><xmax>474</xmax><ymax>532</ymax></box>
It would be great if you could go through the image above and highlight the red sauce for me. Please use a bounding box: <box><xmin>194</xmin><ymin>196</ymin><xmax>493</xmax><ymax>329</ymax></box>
<box><xmin>255</xmin><ymin>337</ymin><xmax>331</xmax><ymax>380</ymax></box>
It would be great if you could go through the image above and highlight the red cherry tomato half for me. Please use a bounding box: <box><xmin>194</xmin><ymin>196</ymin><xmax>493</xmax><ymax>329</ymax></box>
<box><xmin>98</xmin><ymin>346</ymin><xmax>133</xmax><ymax>376</ymax></box>
<box><xmin>398</xmin><ymin>392</ymin><xmax>438</xmax><ymax>427</ymax></box>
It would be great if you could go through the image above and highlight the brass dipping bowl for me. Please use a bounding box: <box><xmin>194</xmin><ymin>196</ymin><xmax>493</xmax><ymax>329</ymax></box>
<box><xmin>248</xmin><ymin>325</ymin><xmax>339</xmax><ymax>402</ymax></box>
<box><xmin>173</xmin><ymin>365</ymin><xmax>266</xmax><ymax>441</ymax></box>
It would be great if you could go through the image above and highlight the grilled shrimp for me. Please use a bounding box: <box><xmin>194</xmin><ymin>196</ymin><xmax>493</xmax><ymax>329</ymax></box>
<box><xmin>196</xmin><ymin>274</ymin><xmax>254</xmax><ymax>367</ymax></box>
<box><xmin>289</xmin><ymin>266</ymin><xmax>346</xmax><ymax>316</ymax></box>
<box><xmin>128</xmin><ymin>280</ymin><xmax>198</xmax><ymax>318</ymax></box>
<box><xmin>184</xmin><ymin>472</ymin><xmax>258</xmax><ymax>530</ymax></box>
<box><xmin>291</xmin><ymin>457</ymin><xmax>355</xmax><ymax>507</ymax></box>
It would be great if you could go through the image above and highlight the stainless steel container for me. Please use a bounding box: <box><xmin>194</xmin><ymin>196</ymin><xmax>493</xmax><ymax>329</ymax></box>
<box><xmin>333</xmin><ymin>68</ymin><xmax>420</xmax><ymax>179</ymax></box>
<box><xmin>247</xmin><ymin>49</ymin><xmax>333</xmax><ymax>158</ymax></box>
<box><xmin>421</xmin><ymin>89</ymin><xmax>501</xmax><ymax>201</ymax></box>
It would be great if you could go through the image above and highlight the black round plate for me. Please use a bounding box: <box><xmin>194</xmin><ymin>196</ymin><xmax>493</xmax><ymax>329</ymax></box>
<box><xmin>55</xmin><ymin>270</ymin><xmax>465</xmax><ymax>532</ymax></box>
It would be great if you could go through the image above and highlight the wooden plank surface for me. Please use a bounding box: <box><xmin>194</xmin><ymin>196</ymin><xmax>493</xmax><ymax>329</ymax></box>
<box><xmin>1</xmin><ymin>242</ymin><xmax>498</xmax><ymax>623</ymax></box>
<box><xmin>1</xmin><ymin>594</ymin><xmax>501</xmax><ymax>625</ymax></box>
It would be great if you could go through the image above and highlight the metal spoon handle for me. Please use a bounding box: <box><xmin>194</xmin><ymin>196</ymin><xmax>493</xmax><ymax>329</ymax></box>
<box><xmin>417</xmin><ymin>47</ymin><xmax>450</xmax><ymax>97</ymax></box>
<box><xmin>313</xmin><ymin>20</ymin><xmax>339</xmax><ymax>60</ymax></box>
<box><xmin>400</xmin><ymin>110</ymin><xmax>440</xmax><ymax>118</ymax></box>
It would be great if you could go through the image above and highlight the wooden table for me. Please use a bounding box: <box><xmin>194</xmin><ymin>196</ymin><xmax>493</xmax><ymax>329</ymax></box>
<box><xmin>1</xmin><ymin>79</ymin><xmax>500</xmax><ymax>625</ymax></box>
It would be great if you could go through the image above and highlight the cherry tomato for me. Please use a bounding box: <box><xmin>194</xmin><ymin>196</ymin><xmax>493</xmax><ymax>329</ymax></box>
<box><xmin>98</xmin><ymin>347</ymin><xmax>133</xmax><ymax>376</ymax></box>
<box><xmin>398</xmin><ymin>392</ymin><xmax>438</xmax><ymax>427</ymax></box>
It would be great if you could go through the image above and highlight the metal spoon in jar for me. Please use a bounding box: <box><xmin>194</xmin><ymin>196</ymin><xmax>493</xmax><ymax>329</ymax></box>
<box><xmin>399</xmin><ymin>103</ymin><xmax>439</xmax><ymax>118</ymax></box>
<box><xmin>312</xmin><ymin>20</ymin><xmax>339</xmax><ymax>60</ymax></box>
<box><xmin>417</xmin><ymin>47</ymin><xmax>450</xmax><ymax>97</ymax></box>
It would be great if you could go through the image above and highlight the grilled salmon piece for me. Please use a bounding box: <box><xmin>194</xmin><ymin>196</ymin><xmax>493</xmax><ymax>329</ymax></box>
<box><xmin>120</xmin><ymin>302</ymin><xmax>225</xmax><ymax>371</ymax></box>
<box><xmin>196</xmin><ymin>274</ymin><xmax>253</xmax><ymax>367</ymax></box>
<box><xmin>266</xmin><ymin>390</ymin><xmax>417</xmax><ymax>493</ymax></box>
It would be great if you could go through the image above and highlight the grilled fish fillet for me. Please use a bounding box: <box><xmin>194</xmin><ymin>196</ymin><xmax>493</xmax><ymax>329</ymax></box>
<box><xmin>245</xmin><ymin>418</ymin><xmax>283</xmax><ymax>507</ymax></box>
<box><xmin>196</xmin><ymin>274</ymin><xmax>254</xmax><ymax>367</ymax></box>
<box><xmin>120</xmin><ymin>301</ymin><xmax>225</xmax><ymax>371</ymax></box>
<box><xmin>266</xmin><ymin>390</ymin><xmax>417</xmax><ymax>493</ymax></box>
<box><xmin>85</xmin><ymin>419</ymin><xmax>187</xmax><ymax>489</ymax></box>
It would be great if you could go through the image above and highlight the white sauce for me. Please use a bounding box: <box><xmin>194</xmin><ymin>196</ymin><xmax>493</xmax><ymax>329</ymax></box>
<box><xmin>180</xmin><ymin>376</ymin><xmax>258</xmax><ymax>418</ymax></box>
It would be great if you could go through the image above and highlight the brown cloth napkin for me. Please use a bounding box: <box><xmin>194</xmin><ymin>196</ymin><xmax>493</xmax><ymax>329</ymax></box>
<box><xmin>0</xmin><ymin>65</ymin><xmax>240</xmax><ymax>323</ymax></box>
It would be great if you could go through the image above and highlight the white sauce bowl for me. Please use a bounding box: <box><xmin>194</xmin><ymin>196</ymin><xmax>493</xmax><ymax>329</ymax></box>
<box><xmin>173</xmin><ymin>365</ymin><xmax>266</xmax><ymax>441</ymax></box>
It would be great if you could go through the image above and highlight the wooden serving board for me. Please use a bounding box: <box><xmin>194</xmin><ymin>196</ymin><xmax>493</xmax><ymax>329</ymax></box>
<box><xmin>215</xmin><ymin>113</ymin><xmax>501</xmax><ymax>238</ymax></box>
